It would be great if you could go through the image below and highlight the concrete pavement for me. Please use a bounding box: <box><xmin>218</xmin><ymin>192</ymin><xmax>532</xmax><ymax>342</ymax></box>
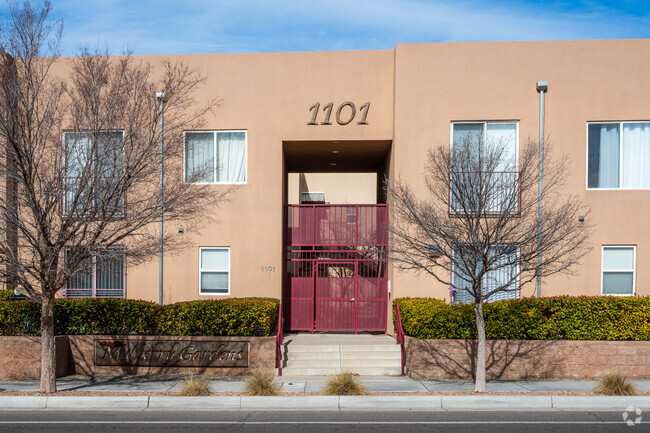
<box><xmin>0</xmin><ymin>377</ymin><xmax>648</xmax><ymax>412</ymax></box>
<box><xmin>3</xmin><ymin>377</ymin><xmax>650</xmax><ymax>393</ymax></box>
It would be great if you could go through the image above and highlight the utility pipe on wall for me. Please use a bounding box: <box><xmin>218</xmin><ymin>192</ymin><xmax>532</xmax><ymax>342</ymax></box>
<box><xmin>156</xmin><ymin>92</ymin><xmax>166</xmax><ymax>305</ymax></box>
<box><xmin>536</xmin><ymin>81</ymin><xmax>548</xmax><ymax>298</ymax></box>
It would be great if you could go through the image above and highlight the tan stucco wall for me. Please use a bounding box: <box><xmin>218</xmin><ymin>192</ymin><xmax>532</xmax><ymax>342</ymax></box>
<box><xmin>124</xmin><ymin>50</ymin><xmax>395</xmax><ymax>303</ymax></box>
<box><xmin>63</xmin><ymin>40</ymin><xmax>650</xmax><ymax>312</ymax></box>
<box><xmin>287</xmin><ymin>172</ymin><xmax>377</xmax><ymax>204</ymax></box>
<box><xmin>391</xmin><ymin>39</ymin><xmax>650</xmax><ymax>302</ymax></box>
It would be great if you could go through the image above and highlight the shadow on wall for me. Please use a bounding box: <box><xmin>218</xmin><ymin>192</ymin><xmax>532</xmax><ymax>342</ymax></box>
<box><xmin>405</xmin><ymin>337</ymin><xmax>556</xmax><ymax>380</ymax></box>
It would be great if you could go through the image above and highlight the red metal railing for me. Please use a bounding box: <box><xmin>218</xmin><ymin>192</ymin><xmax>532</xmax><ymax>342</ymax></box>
<box><xmin>448</xmin><ymin>171</ymin><xmax>520</xmax><ymax>215</ymax></box>
<box><xmin>394</xmin><ymin>301</ymin><xmax>405</xmax><ymax>376</ymax></box>
<box><xmin>276</xmin><ymin>302</ymin><xmax>283</xmax><ymax>376</ymax></box>
<box><xmin>286</xmin><ymin>204</ymin><xmax>388</xmax><ymax>247</ymax></box>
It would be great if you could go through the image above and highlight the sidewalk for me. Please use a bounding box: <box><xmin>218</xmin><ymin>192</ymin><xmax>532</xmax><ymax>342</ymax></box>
<box><xmin>4</xmin><ymin>376</ymin><xmax>650</xmax><ymax>394</ymax></box>
<box><xmin>1</xmin><ymin>377</ymin><xmax>649</xmax><ymax>411</ymax></box>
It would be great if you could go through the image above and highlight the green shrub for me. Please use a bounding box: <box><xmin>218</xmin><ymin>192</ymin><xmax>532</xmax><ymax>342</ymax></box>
<box><xmin>158</xmin><ymin>298</ymin><xmax>279</xmax><ymax>337</ymax></box>
<box><xmin>0</xmin><ymin>289</ymin><xmax>15</xmax><ymax>301</ymax></box>
<box><xmin>55</xmin><ymin>298</ymin><xmax>159</xmax><ymax>335</ymax></box>
<box><xmin>395</xmin><ymin>296</ymin><xmax>650</xmax><ymax>341</ymax></box>
<box><xmin>0</xmin><ymin>300</ymin><xmax>41</xmax><ymax>335</ymax></box>
<box><xmin>0</xmin><ymin>297</ymin><xmax>280</xmax><ymax>337</ymax></box>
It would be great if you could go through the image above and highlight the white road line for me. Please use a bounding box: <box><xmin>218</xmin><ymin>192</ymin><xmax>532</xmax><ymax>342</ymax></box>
<box><xmin>0</xmin><ymin>421</ymin><xmax>646</xmax><ymax>425</ymax></box>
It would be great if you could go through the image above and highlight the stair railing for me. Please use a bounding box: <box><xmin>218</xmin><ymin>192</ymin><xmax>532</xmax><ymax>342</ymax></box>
<box><xmin>277</xmin><ymin>303</ymin><xmax>283</xmax><ymax>376</ymax></box>
<box><xmin>394</xmin><ymin>301</ymin><xmax>406</xmax><ymax>376</ymax></box>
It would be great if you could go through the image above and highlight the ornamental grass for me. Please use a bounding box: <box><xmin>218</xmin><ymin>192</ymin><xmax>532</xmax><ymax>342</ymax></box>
<box><xmin>243</xmin><ymin>369</ymin><xmax>282</xmax><ymax>396</ymax></box>
<box><xmin>595</xmin><ymin>371</ymin><xmax>640</xmax><ymax>396</ymax></box>
<box><xmin>177</xmin><ymin>374</ymin><xmax>211</xmax><ymax>396</ymax></box>
<box><xmin>321</xmin><ymin>371</ymin><xmax>368</xmax><ymax>396</ymax></box>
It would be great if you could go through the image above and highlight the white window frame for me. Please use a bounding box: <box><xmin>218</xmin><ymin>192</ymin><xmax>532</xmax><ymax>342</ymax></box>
<box><xmin>183</xmin><ymin>130</ymin><xmax>248</xmax><ymax>185</ymax></box>
<box><xmin>198</xmin><ymin>247</ymin><xmax>231</xmax><ymax>296</ymax></box>
<box><xmin>600</xmin><ymin>245</ymin><xmax>636</xmax><ymax>296</ymax></box>
<box><xmin>586</xmin><ymin>121</ymin><xmax>650</xmax><ymax>190</ymax></box>
<box><xmin>62</xmin><ymin>130</ymin><xmax>126</xmax><ymax>216</ymax></box>
<box><xmin>450</xmin><ymin>121</ymin><xmax>520</xmax><ymax>169</ymax></box>
<box><xmin>62</xmin><ymin>246</ymin><xmax>127</xmax><ymax>299</ymax></box>
<box><xmin>449</xmin><ymin>121</ymin><xmax>520</xmax><ymax>215</ymax></box>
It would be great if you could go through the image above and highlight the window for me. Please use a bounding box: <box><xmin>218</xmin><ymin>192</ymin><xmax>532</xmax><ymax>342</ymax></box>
<box><xmin>451</xmin><ymin>245</ymin><xmax>519</xmax><ymax>304</ymax></box>
<box><xmin>184</xmin><ymin>131</ymin><xmax>247</xmax><ymax>184</ymax></box>
<box><xmin>199</xmin><ymin>247</ymin><xmax>230</xmax><ymax>295</ymax></box>
<box><xmin>62</xmin><ymin>247</ymin><xmax>126</xmax><ymax>298</ymax></box>
<box><xmin>63</xmin><ymin>130</ymin><xmax>125</xmax><ymax>215</ymax></box>
<box><xmin>601</xmin><ymin>246</ymin><xmax>635</xmax><ymax>295</ymax></box>
<box><xmin>450</xmin><ymin>122</ymin><xmax>519</xmax><ymax>214</ymax></box>
<box><xmin>588</xmin><ymin>122</ymin><xmax>650</xmax><ymax>189</ymax></box>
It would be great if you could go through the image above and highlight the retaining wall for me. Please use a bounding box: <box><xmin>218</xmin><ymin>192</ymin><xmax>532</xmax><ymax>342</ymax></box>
<box><xmin>405</xmin><ymin>337</ymin><xmax>650</xmax><ymax>380</ymax></box>
<box><xmin>0</xmin><ymin>335</ymin><xmax>275</xmax><ymax>380</ymax></box>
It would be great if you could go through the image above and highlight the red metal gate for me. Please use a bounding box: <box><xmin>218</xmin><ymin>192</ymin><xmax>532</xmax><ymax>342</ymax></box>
<box><xmin>283</xmin><ymin>205</ymin><xmax>388</xmax><ymax>333</ymax></box>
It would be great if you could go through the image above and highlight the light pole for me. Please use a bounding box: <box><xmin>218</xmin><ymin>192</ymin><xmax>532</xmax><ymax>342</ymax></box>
<box><xmin>536</xmin><ymin>81</ymin><xmax>548</xmax><ymax>298</ymax></box>
<box><xmin>156</xmin><ymin>92</ymin><xmax>166</xmax><ymax>305</ymax></box>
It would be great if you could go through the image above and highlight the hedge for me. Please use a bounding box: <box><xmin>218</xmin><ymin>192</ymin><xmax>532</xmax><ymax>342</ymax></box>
<box><xmin>158</xmin><ymin>298</ymin><xmax>280</xmax><ymax>337</ymax></box>
<box><xmin>394</xmin><ymin>296</ymin><xmax>650</xmax><ymax>341</ymax></box>
<box><xmin>0</xmin><ymin>297</ymin><xmax>280</xmax><ymax>337</ymax></box>
<box><xmin>0</xmin><ymin>290</ymin><xmax>14</xmax><ymax>301</ymax></box>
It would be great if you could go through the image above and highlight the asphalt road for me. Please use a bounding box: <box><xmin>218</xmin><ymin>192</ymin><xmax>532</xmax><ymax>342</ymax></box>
<box><xmin>0</xmin><ymin>410</ymin><xmax>645</xmax><ymax>432</ymax></box>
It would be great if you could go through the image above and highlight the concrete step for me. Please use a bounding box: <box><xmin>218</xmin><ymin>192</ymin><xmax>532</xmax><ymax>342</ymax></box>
<box><xmin>339</xmin><ymin>344</ymin><xmax>400</xmax><ymax>353</ymax></box>
<box><xmin>283</xmin><ymin>352</ymin><xmax>342</xmax><ymax>361</ymax></box>
<box><xmin>340</xmin><ymin>351</ymin><xmax>401</xmax><ymax>360</ymax></box>
<box><xmin>283</xmin><ymin>359</ymin><xmax>401</xmax><ymax>368</ymax></box>
<box><xmin>280</xmin><ymin>367</ymin><xmax>402</xmax><ymax>376</ymax></box>
<box><xmin>284</xmin><ymin>344</ymin><xmax>341</xmax><ymax>353</ymax></box>
<box><xmin>284</xmin><ymin>359</ymin><xmax>341</xmax><ymax>368</ymax></box>
<box><xmin>340</xmin><ymin>359</ymin><xmax>401</xmax><ymax>368</ymax></box>
<box><xmin>285</xmin><ymin>344</ymin><xmax>400</xmax><ymax>353</ymax></box>
<box><xmin>284</xmin><ymin>351</ymin><xmax>401</xmax><ymax>361</ymax></box>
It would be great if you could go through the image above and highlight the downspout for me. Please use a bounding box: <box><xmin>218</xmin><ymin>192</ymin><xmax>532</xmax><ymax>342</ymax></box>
<box><xmin>156</xmin><ymin>92</ymin><xmax>166</xmax><ymax>305</ymax></box>
<box><xmin>536</xmin><ymin>81</ymin><xmax>548</xmax><ymax>298</ymax></box>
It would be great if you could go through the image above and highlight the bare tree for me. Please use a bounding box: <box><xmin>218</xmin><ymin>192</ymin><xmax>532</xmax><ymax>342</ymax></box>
<box><xmin>0</xmin><ymin>1</ymin><xmax>225</xmax><ymax>393</ymax></box>
<box><xmin>388</xmin><ymin>130</ymin><xmax>591</xmax><ymax>392</ymax></box>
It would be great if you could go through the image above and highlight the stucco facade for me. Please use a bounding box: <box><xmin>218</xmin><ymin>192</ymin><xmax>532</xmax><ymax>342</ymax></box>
<box><xmin>76</xmin><ymin>39</ymin><xmax>648</xmax><ymax>329</ymax></box>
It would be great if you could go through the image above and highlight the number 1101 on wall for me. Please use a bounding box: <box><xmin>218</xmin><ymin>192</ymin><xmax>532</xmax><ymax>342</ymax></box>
<box><xmin>308</xmin><ymin>101</ymin><xmax>370</xmax><ymax>126</ymax></box>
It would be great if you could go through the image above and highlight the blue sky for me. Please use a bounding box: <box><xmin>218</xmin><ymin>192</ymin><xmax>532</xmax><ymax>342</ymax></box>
<box><xmin>7</xmin><ymin>0</ymin><xmax>650</xmax><ymax>55</ymax></box>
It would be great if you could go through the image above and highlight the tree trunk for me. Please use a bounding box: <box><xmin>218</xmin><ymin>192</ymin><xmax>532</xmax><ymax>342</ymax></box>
<box><xmin>40</xmin><ymin>292</ymin><xmax>56</xmax><ymax>393</ymax></box>
<box><xmin>473</xmin><ymin>299</ymin><xmax>487</xmax><ymax>393</ymax></box>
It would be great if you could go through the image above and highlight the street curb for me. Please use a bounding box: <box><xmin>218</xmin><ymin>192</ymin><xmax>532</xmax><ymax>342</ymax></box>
<box><xmin>442</xmin><ymin>395</ymin><xmax>553</xmax><ymax>411</ymax></box>
<box><xmin>44</xmin><ymin>396</ymin><xmax>150</xmax><ymax>410</ymax></box>
<box><xmin>241</xmin><ymin>396</ymin><xmax>339</xmax><ymax>411</ymax></box>
<box><xmin>551</xmin><ymin>396</ymin><xmax>650</xmax><ymax>411</ymax></box>
<box><xmin>340</xmin><ymin>396</ymin><xmax>443</xmax><ymax>411</ymax></box>
<box><xmin>149</xmin><ymin>396</ymin><xmax>240</xmax><ymax>411</ymax></box>
<box><xmin>0</xmin><ymin>396</ymin><xmax>47</xmax><ymax>410</ymax></box>
<box><xmin>0</xmin><ymin>395</ymin><xmax>648</xmax><ymax>411</ymax></box>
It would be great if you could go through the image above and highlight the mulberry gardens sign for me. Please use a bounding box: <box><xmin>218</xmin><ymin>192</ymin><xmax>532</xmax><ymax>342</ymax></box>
<box><xmin>95</xmin><ymin>339</ymin><xmax>248</xmax><ymax>367</ymax></box>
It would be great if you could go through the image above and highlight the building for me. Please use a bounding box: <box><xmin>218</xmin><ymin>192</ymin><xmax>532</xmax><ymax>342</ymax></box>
<box><xmin>61</xmin><ymin>39</ymin><xmax>650</xmax><ymax>333</ymax></box>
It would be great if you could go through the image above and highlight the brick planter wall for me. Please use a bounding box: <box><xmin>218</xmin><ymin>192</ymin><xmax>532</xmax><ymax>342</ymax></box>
<box><xmin>405</xmin><ymin>336</ymin><xmax>650</xmax><ymax>380</ymax></box>
<box><xmin>0</xmin><ymin>335</ymin><xmax>276</xmax><ymax>380</ymax></box>
<box><xmin>0</xmin><ymin>336</ymin><xmax>70</xmax><ymax>380</ymax></box>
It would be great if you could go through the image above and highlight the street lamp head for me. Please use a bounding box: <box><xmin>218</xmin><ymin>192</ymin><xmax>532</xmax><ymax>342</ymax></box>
<box><xmin>156</xmin><ymin>92</ymin><xmax>166</xmax><ymax>101</ymax></box>
<box><xmin>536</xmin><ymin>81</ymin><xmax>548</xmax><ymax>92</ymax></box>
